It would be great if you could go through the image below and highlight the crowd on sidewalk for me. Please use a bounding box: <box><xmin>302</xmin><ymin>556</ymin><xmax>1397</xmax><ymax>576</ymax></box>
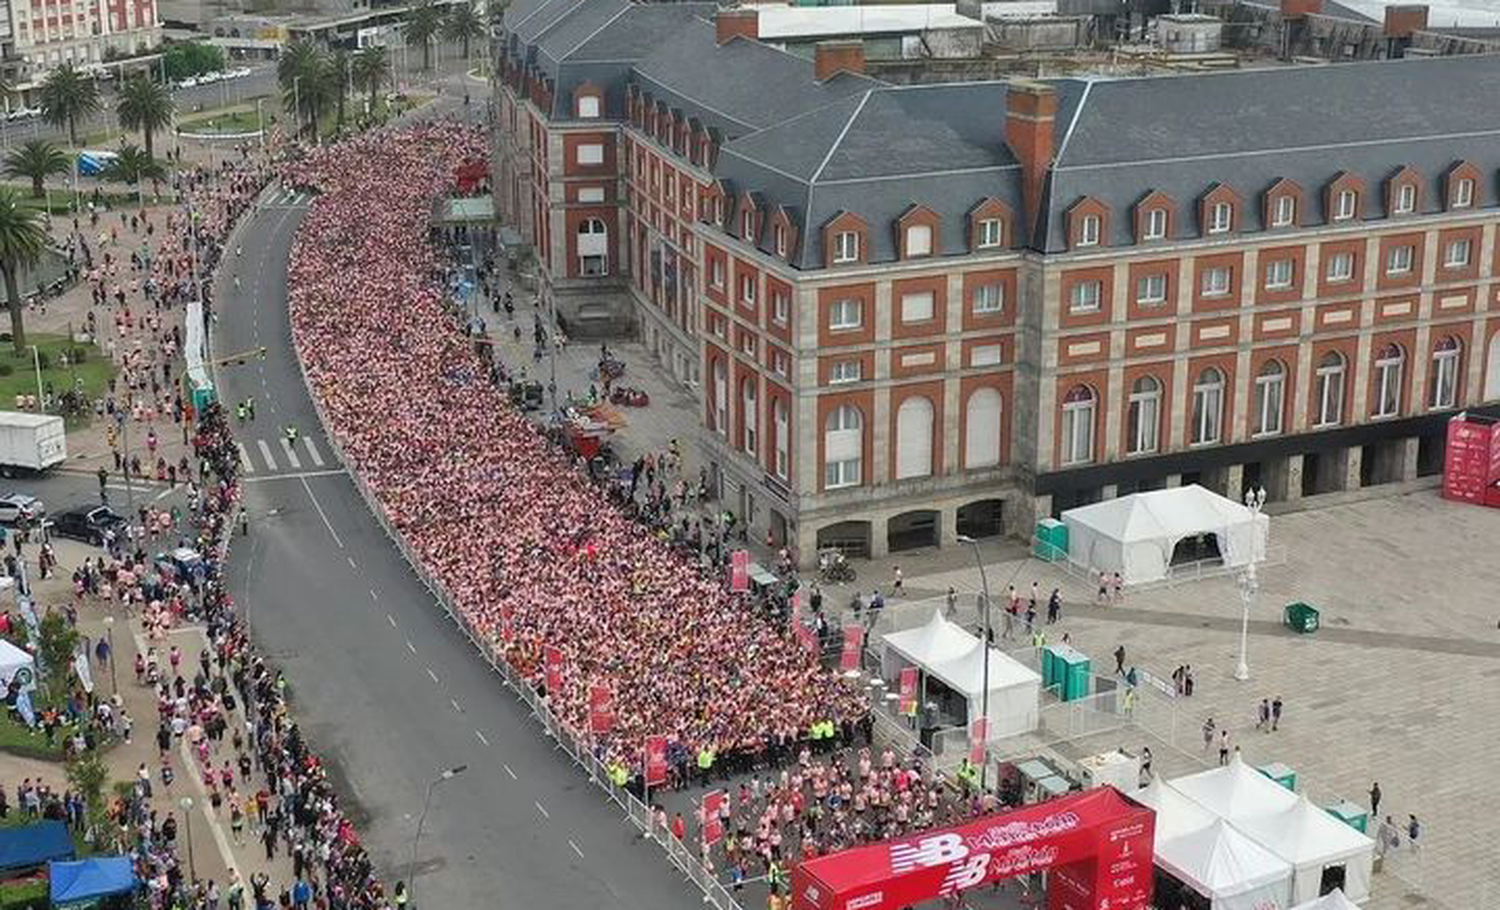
<box><xmin>283</xmin><ymin>124</ymin><xmax>867</xmax><ymax>779</ymax></box>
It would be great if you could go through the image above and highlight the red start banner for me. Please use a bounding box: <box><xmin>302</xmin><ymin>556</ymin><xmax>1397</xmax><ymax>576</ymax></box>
<box><xmin>702</xmin><ymin>790</ymin><xmax>726</xmax><ymax>845</ymax></box>
<box><xmin>898</xmin><ymin>667</ymin><xmax>919</xmax><ymax>716</ymax></box>
<box><xmin>840</xmin><ymin>626</ymin><xmax>864</xmax><ymax>672</ymax></box>
<box><xmin>731</xmin><ymin>549</ymin><xmax>750</xmax><ymax>592</ymax></box>
<box><xmin>544</xmin><ymin>645</ymin><xmax>564</xmax><ymax>693</ymax></box>
<box><xmin>588</xmin><ymin>684</ymin><xmax>614</xmax><ymax>735</ymax></box>
<box><xmin>790</xmin><ymin>787</ymin><xmax>1154</xmax><ymax>910</ymax></box>
<box><xmin>644</xmin><ymin>736</ymin><xmax>669</xmax><ymax>787</ymax></box>
<box><xmin>968</xmin><ymin>717</ymin><xmax>988</xmax><ymax>766</ymax></box>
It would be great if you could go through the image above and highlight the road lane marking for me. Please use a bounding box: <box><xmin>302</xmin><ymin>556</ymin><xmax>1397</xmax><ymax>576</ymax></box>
<box><xmin>569</xmin><ymin>840</ymin><xmax>585</xmax><ymax>859</ymax></box>
<box><xmin>450</xmin><ymin>698</ymin><xmax>462</xmax><ymax>713</ymax></box>
<box><xmin>303</xmin><ymin>437</ymin><xmax>326</xmax><ymax>466</ymax></box>
<box><xmin>405</xmin><ymin>640</ymin><xmax>416</xmax><ymax>654</ymax></box>
<box><xmin>236</xmin><ymin>443</ymin><xmax>252</xmax><ymax>471</ymax></box>
<box><xmin>426</xmin><ymin>667</ymin><xmax>439</xmax><ymax>683</ymax></box>
<box><xmin>535</xmin><ymin>801</ymin><xmax>549</xmax><ymax>819</ymax></box>
<box><xmin>475</xmin><ymin>730</ymin><xmax>490</xmax><ymax>746</ymax></box>
<box><xmin>504</xmin><ymin>763</ymin><xmax>517</xmax><ymax>779</ymax></box>
<box><xmin>256</xmin><ymin>439</ymin><xmax>278</xmax><ymax>471</ymax></box>
<box><xmin>280</xmin><ymin>438</ymin><xmax>303</xmax><ymax>469</ymax></box>
<box><xmin>154</xmin><ymin>487</ymin><xmax>174</xmax><ymax>501</ymax></box>
<box><xmin>369</xmin><ymin>589</ymin><xmax>378</xmax><ymax>601</ymax></box>
<box><xmin>299</xmin><ymin>476</ymin><xmax>344</xmax><ymax>548</ymax></box>
<box><xmin>387</xmin><ymin>614</ymin><xmax>396</xmax><ymax>627</ymax></box>
<box><xmin>242</xmin><ymin>469</ymin><xmax>346</xmax><ymax>483</ymax></box>
<box><xmin>347</xmin><ymin>556</ymin><xmax>356</xmax><ymax>568</ymax></box>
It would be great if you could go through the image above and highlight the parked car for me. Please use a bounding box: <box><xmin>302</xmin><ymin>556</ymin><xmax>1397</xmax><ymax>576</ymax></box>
<box><xmin>176</xmin><ymin>76</ymin><xmax>200</xmax><ymax>89</ymax></box>
<box><xmin>49</xmin><ymin>505</ymin><xmax>126</xmax><ymax>545</ymax></box>
<box><xmin>6</xmin><ymin>107</ymin><xmax>40</xmax><ymax>121</ymax></box>
<box><xmin>228</xmin><ymin>67</ymin><xmax>253</xmax><ymax>79</ymax></box>
<box><xmin>0</xmin><ymin>494</ymin><xmax>44</xmax><ymax>525</ymax></box>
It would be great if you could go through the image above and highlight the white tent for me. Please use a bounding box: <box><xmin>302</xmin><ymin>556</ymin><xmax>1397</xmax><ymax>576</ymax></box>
<box><xmin>1169</xmin><ymin>753</ymin><xmax>1299</xmax><ymax>824</ymax></box>
<box><xmin>1289</xmin><ymin>889</ymin><xmax>1361</xmax><ymax>910</ymax></box>
<box><xmin>1157</xmin><ymin>819</ymin><xmax>1295</xmax><ymax>910</ymax></box>
<box><xmin>1134</xmin><ymin>776</ymin><xmax>1218</xmax><ymax>842</ymax></box>
<box><xmin>1061</xmin><ymin>485</ymin><xmax>1270</xmax><ymax>585</ymax></box>
<box><xmin>0</xmin><ymin>639</ymin><xmax>35</xmax><ymax>694</ymax></box>
<box><xmin>881</xmin><ymin>610</ymin><xmax>1041</xmax><ymax>739</ymax></box>
<box><xmin>1234</xmin><ymin>795</ymin><xmax>1375</xmax><ymax>904</ymax></box>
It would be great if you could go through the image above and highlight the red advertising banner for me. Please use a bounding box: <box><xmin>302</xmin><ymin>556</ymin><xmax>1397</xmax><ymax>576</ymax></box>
<box><xmin>644</xmin><ymin>735</ymin><xmax>669</xmax><ymax>787</ymax></box>
<box><xmin>497</xmin><ymin>605</ymin><xmax>513</xmax><ymax>642</ymax></box>
<box><xmin>1489</xmin><ymin>420</ymin><xmax>1500</xmax><ymax>484</ymax></box>
<box><xmin>589</xmin><ymin>684</ymin><xmax>615</xmax><ymax>735</ymax></box>
<box><xmin>969</xmin><ymin>717</ymin><xmax>988</xmax><ymax>766</ymax></box>
<box><xmin>544</xmin><ymin>645</ymin><xmax>564</xmax><ymax>693</ymax></box>
<box><xmin>899</xmin><ymin>667</ymin><xmax>919</xmax><ymax>716</ymax></box>
<box><xmin>731</xmin><ymin>549</ymin><xmax>750</xmax><ymax>592</ymax></box>
<box><xmin>840</xmin><ymin>626</ymin><xmax>864</xmax><ymax>672</ymax></box>
<box><xmin>791</xmin><ymin>591</ymin><xmax>802</xmax><ymax>619</ymax></box>
<box><xmin>790</xmin><ymin>787</ymin><xmax>1154</xmax><ymax>910</ymax></box>
<box><xmin>1442</xmin><ymin>415</ymin><xmax>1492</xmax><ymax>503</ymax></box>
<box><xmin>702</xmin><ymin>790</ymin><xmax>726</xmax><ymax>845</ymax></box>
<box><xmin>796</xmin><ymin>621</ymin><xmax>819</xmax><ymax>655</ymax></box>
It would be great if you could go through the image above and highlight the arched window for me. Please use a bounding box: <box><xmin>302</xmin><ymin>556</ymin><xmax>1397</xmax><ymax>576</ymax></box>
<box><xmin>711</xmin><ymin>360</ymin><xmax>727</xmax><ymax>438</ymax></box>
<box><xmin>773</xmin><ymin>398</ymin><xmax>789</xmax><ymax>479</ymax></box>
<box><xmin>1060</xmin><ymin>385</ymin><xmax>1095</xmax><ymax>466</ymax></box>
<box><xmin>964</xmin><ymin>388</ymin><xmax>1003</xmax><ymax>469</ymax></box>
<box><xmin>1253</xmin><ymin>360</ymin><xmax>1285</xmax><ymax>437</ymax></box>
<box><xmin>1373</xmin><ymin>343</ymin><xmax>1404</xmax><ymax>418</ymax></box>
<box><xmin>741</xmin><ymin>379</ymin><xmax>758</xmax><ymax>457</ymax></box>
<box><xmin>1431</xmin><ymin>337</ymin><xmax>1461</xmax><ymax>410</ymax></box>
<box><xmin>577</xmin><ymin>218</ymin><xmax>609</xmax><ymax>277</ymax></box>
<box><xmin>1191</xmin><ymin>368</ymin><xmax>1224</xmax><ymax>445</ymax></box>
<box><xmin>824</xmin><ymin>405</ymin><xmax>863</xmax><ymax>489</ymax></box>
<box><xmin>895</xmin><ymin>396</ymin><xmax>934</xmax><ymax>479</ymax></box>
<box><xmin>1314</xmin><ymin>352</ymin><xmax>1345</xmax><ymax>427</ymax></box>
<box><xmin>1127</xmin><ymin>376</ymin><xmax>1160</xmax><ymax>455</ymax></box>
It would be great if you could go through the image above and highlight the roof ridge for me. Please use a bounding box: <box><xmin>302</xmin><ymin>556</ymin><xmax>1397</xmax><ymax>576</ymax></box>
<box><xmin>558</xmin><ymin>0</ymin><xmax>633</xmax><ymax>60</ymax></box>
<box><xmin>810</xmin><ymin>89</ymin><xmax>875</xmax><ymax>185</ymax></box>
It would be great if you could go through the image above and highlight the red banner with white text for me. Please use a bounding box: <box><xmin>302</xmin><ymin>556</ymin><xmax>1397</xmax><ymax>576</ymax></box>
<box><xmin>731</xmin><ymin>549</ymin><xmax>750</xmax><ymax>591</ymax></box>
<box><xmin>899</xmin><ymin>667</ymin><xmax>919</xmax><ymax>716</ymax></box>
<box><xmin>544</xmin><ymin>645</ymin><xmax>564</xmax><ymax>693</ymax></box>
<box><xmin>589</xmin><ymin>684</ymin><xmax>614</xmax><ymax>735</ymax></box>
<box><xmin>702</xmin><ymin>790</ymin><xmax>726</xmax><ymax>845</ymax></box>
<box><xmin>644</xmin><ymin>736</ymin><xmax>669</xmax><ymax>787</ymax></box>
<box><xmin>840</xmin><ymin>626</ymin><xmax>864</xmax><ymax>672</ymax></box>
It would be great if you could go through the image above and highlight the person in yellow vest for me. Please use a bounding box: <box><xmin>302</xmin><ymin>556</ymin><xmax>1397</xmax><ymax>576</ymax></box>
<box><xmin>1031</xmin><ymin>628</ymin><xmax>1047</xmax><ymax>649</ymax></box>
<box><xmin>697</xmin><ymin>746</ymin><xmax>715</xmax><ymax>786</ymax></box>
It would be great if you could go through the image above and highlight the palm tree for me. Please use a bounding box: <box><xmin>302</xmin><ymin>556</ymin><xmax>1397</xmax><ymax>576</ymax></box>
<box><xmin>404</xmin><ymin>2</ymin><xmax>444</xmax><ymax>71</ymax></box>
<box><xmin>3</xmin><ymin>140</ymin><xmax>69</xmax><ymax>199</ymax></box>
<box><xmin>0</xmin><ymin>188</ymin><xmax>48</xmax><ymax>354</ymax></box>
<box><xmin>443</xmin><ymin>2</ymin><xmax>485</xmax><ymax>61</ymax></box>
<box><xmin>115</xmin><ymin>75</ymin><xmax>175</xmax><ymax>159</ymax></box>
<box><xmin>37</xmin><ymin>64</ymin><xmax>101</xmax><ymax>147</ymax></box>
<box><xmin>278</xmin><ymin>40</ymin><xmax>331</xmax><ymax>140</ymax></box>
<box><xmin>101</xmin><ymin>145</ymin><xmax>166</xmax><ymax>186</ymax></box>
<box><xmin>351</xmin><ymin>46</ymin><xmax>391</xmax><ymax>116</ymax></box>
<box><xmin>330</xmin><ymin>48</ymin><xmax>351</xmax><ymax>131</ymax></box>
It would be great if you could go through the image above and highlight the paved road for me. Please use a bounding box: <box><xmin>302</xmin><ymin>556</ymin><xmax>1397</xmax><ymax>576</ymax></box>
<box><xmin>208</xmin><ymin>129</ymin><xmax>701</xmax><ymax>910</ymax></box>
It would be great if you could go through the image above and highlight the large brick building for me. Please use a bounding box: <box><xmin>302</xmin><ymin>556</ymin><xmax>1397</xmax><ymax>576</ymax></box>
<box><xmin>493</xmin><ymin>0</ymin><xmax>1500</xmax><ymax>565</ymax></box>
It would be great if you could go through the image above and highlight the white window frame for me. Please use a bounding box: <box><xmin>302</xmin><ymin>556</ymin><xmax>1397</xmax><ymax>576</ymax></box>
<box><xmin>1443</xmin><ymin>238</ymin><xmax>1471</xmax><ymax>269</ymax></box>
<box><xmin>833</xmin><ymin>230</ymin><xmax>861</xmax><ymax>264</ymax></box>
<box><xmin>1326</xmin><ymin>252</ymin><xmax>1355</xmax><ymax>283</ymax></box>
<box><xmin>1373</xmin><ymin>346</ymin><xmax>1404</xmax><ymax>418</ymax></box>
<box><xmin>771</xmin><ymin>290</ymin><xmax>789</xmax><ymax>325</ymax></box>
<box><xmin>900</xmin><ymin>291</ymin><xmax>935</xmax><ymax>324</ymax></box>
<box><xmin>1431</xmin><ymin>341</ymin><xmax>1460</xmax><ymax>410</ymax></box>
<box><xmin>905</xmin><ymin>224</ymin><xmax>933</xmax><ymax>257</ymax></box>
<box><xmin>829</xmin><ymin>360</ymin><xmax>862</xmax><ymax>384</ymax></box>
<box><xmin>829</xmin><ymin>298</ymin><xmax>863</xmax><ymax>331</ymax></box>
<box><xmin>1191</xmin><ymin>369</ymin><xmax>1224</xmax><ymax>446</ymax></box>
<box><xmin>742</xmin><ymin>381</ymin><xmax>758</xmax><ymax>456</ymax></box>
<box><xmin>1136</xmin><ymin>273</ymin><xmax>1167</xmax><ymax>306</ymax></box>
<box><xmin>1272</xmin><ymin>194</ymin><xmax>1296</xmax><ymax>227</ymax></box>
<box><xmin>1253</xmin><ymin>362</ymin><xmax>1285</xmax><ymax>438</ymax></box>
<box><xmin>1314</xmin><ymin>354</ymin><xmax>1345</xmax><ymax>427</ymax></box>
<box><xmin>824</xmin><ymin>405</ymin><xmax>862</xmax><ymax>489</ymax></box>
<box><xmin>970</xmin><ymin>344</ymin><xmax>1002</xmax><ymax>367</ymax></box>
<box><xmin>977</xmin><ymin>218</ymin><xmax>1003</xmax><ymax>249</ymax></box>
<box><xmin>1070</xmin><ymin>280</ymin><xmax>1102</xmax><ymax>313</ymax></box>
<box><xmin>1208</xmin><ymin>201</ymin><xmax>1233</xmax><ymax>234</ymax></box>
<box><xmin>1126</xmin><ymin>377</ymin><xmax>1160</xmax><ymax>455</ymax></box>
<box><xmin>773</xmin><ymin>223</ymin><xmax>786</xmax><ymax>257</ymax></box>
<box><xmin>1201</xmin><ymin>266</ymin><xmax>1232</xmax><ymax>298</ymax></box>
<box><xmin>1386</xmin><ymin>244</ymin><xmax>1414</xmax><ymax>275</ymax></box>
<box><xmin>773</xmin><ymin>399</ymin><xmax>789</xmax><ymax>479</ymax></box>
<box><xmin>1077</xmin><ymin>214</ymin><xmax>1100</xmax><ymax>247</ymax></box>
<box><xmin>972</xmin><ymin>283</ymin><xmax>1003</xmax><ymax>315</ymax></box>
<box><xmin>1144</xmin><ymin>208</ymin><xmax>1167</xmax><ymax>240</ymax></box>
<box><xmin>1334</xmin><ymin>189</ymin><xmax>1357</xmax><ymax>221</ymax></box>
<box><xmin>1395</xmin><ymin>183</ymin><xmax>1416</xmax><ymax>214</ymax></box>
<box><xmin>739</xmin><ymin>273</ymin><xmax>756</xmax><ymax>305</ymax></box>
<box><xmin>1060</xmin><ymin>391</ymin><xmax>1095</xmax><ymax>466</ymax></box>
<box><xmin>576</xmin><ymin>186</ymin><xmax>605</xmax><ymax>204</ymax></box>
<box><xmin>576</xmin><ymin>143</ymin><xmax>604</xmax><ymax>166</ymax></box>
<box><xmin>1454</xmin><ymin>177</ymin><xmax>1474</xmax><ymax>209</ymax></box>
<box><xmin>741</xmin><ymin>209</ymin><xmax>755</xmax><ymax>242</ymax></box>
<box><xmin>709</xmin><ymin>259</ymin><xmax>725</xmax><ymax>290</ymax></box>
<box><xmin>1264</xmin><ymin>259</ymin><xmax>1294</xmax><ymax>290</ymax></box>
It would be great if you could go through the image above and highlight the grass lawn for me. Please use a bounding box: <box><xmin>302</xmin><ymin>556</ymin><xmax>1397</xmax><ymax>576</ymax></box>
<box><xmin>177</xmin><ymin>108</ymin><xmax>266</xmax><ymax>135</ymax></box>
<box><xmin>0</xmin><ymin>185</ymin><xmax>173</xmax><ymax>216</ymax></box>
<box><xmin>0</xmin><ymin>712</ymin><xmax>66</xmax><ymax>761</ymax></box>
<box><xmin>0</xmin><ymin>875</ymin><xmax>47</xmax><ymax>908</ymax></box>
<box><xmin>0</xmin><ymin>334</ymin><xmax>116</xmax><ymax>429</ymax></box>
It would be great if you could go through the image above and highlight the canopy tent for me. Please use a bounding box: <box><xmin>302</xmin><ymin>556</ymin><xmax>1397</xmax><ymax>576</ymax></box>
<box><xmin>1289</xmin><ymin>889</ymin><xmax>1361</xmax><ymax>910</ymax></box>
<box><xmin>1168</xmin><ymin>754</ymin><xmax>1299</xmax><ymax>825</ymax></box>
<box><xmin>0</xmin><ymin>821</ymin><xmax>73</xmax><ymax>873</ymax></box>
<box><xmin>1233</xmin><ymin>796</ymin><xmax>1374</xmax><ymax>904</ymax></box>
<box><xmin>1133</xmin><ymin>777</ymin><xmax>1218</xmax><ymax>842</ymax></box>
<box><xmin>881</xmin><ymin>610</ymin><xmax>1041</xmax><ymax>739</ymax></box>
<box><xmin>0</xmin><ymin>638</ymin><xmax>35</xmax><ymax>694</ymax></box>
<box><xmin>1061</xmin><ymin>485</ymin><xmax>1270</xmax><ymax>585</ymax></box>
<box><xmin>49</xmin><ymin>856</ymin><xmax>137</xmax><ymax>905</ymax></box>
<box><xmin>1156</xmin><ymin>819</ymin><xmax>1294</xmax><ymax>910</ymax></box>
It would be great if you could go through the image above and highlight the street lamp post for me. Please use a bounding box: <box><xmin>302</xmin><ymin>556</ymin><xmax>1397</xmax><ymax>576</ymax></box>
<box><xmin>178</xmin><ymin>796</ymin><xmax>196</xmax><ymax>880</ymax></box>
<box><xmin>956</xmin><ymin>534</ymin><xmax>993</xmax><ymax>788</ymax></box>
<box><xmin>256</xmin><ymin>97</ymin><xmax>265</xmax><ymax>153</ymax></box>
<box><xmin>293</xmin><ymin>76</ymin><xmax>302</xmax><ymax>140</ymax></box>
<box><xmin>102</xmin><ymin>615</ymin><xmax>117</xmax><ymax>697</ymax></box>
<box><xmin>409</xmin><ymin>765</ymin><xmax>467</xmax><ymax>906</ymax></box>
<box><xmin>1233</xmin><ymin>486</ymin><xmax>1267</xmax><ymax>682</ymax></box>
<box><xmin>27</xmin><ymin>345</ymin><xmax>43</xmax><ymax>412</ymax></box>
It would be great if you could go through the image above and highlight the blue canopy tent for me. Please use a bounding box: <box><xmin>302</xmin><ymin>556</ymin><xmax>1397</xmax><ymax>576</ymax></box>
<box><xmin>48</xmin><ymin>857</ymin><xmax>136</xmax><ymax>906</ymax></box>
<box><xmin>0</xmin><ymin>821</ymin><xmax>73</xmax><ymax>873</ymax></box>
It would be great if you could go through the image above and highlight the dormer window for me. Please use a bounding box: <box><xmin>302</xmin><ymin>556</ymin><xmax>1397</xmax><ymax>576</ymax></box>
<box><xmin>1078</xmin><ymin>214</ymin><xmax>1100</xmax><ymax>247</ymax></box>
<box><xmin>1272</xmin><ymin>195</ymin><xmax>1296</xmax><ymax>227</ymax></box>
<box><xmin>833</xmin><ymin>230</ymin><xmax>860</xmax><ymax>264</ymax></box>
<box><xmin>906</xmin><ymin>224</ymin><xmax>932</xmax><ymax>257</ymax></box>
<box><xmin>1453</xmin><ymin>177</ymin><xmax>1474</xmax><ymax>209</ymax></box>
<box><xmin>741</xmin><ymin>209</ymin><xmax>755</xmax><ymax>242</ymax></box>
<box><xmin>577</xmin><ymin>94</ymin><xmax>600</xmax><ymax>119</ymax></box>
<box><xmin>977</xmin><ymin>218</ymin><xmax>1003</xmax><ymax>248</ymax></box>
<box><xmin>1395</xmin><ymin>183</ymin><xmax>1416</xmax><ymax>214</ymax></box>
<box><xmin>774</xmin><ymin>223</ymin><xmax>787</xmax><ymax>257</ymax></box>
<box><xmin>1334</xmin><ymin>190</ymin><xmax>1357</xmax><ymax>221</ymax></box>
<box><xmin>1144</xmin><ymin>208</ymin><xmax>1167</xmax><ymax>240</ymax></box>
<box><xmin>1208</xmin><ymin>202</ymin><xmax>1232</xmax><ymax>234</ymax></box>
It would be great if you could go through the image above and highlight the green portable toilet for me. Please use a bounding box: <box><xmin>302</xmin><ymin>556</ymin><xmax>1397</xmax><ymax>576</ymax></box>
<box><xmin>1284</xmin><ymin>602</ymin><xmax>1320</xmax><ymax>634</ymax></box>
<box><xmin>1325</xmin><ymin>799</ymin><xmax>1369</xmax><ymax>834</ymax></box>
<box><xmin>1040</xmin><ymin>646</ymin><xmax>1060</xmax><ymax>691</ymax></box>
<box><xmin>1034</xmin><ymin>519</ymin><xmax>1068</xmax><ymax>561</ymax></box>
<box><xmin>1052</xmin><ymin>645</ymin><xmax>1091</xmax><ymax>702</ymax></box>
<box><xmin>1256</xmin><ymin>761</ymin><xmax>1297</xmax><ymax>791</ymax></box>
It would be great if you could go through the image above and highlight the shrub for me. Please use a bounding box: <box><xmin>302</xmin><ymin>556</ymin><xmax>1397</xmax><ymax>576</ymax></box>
<box><xmin>33</xmin><ymin>352</ymin><xmax>49</xmax><ymax>370</ymax></box>
<box><xmin>70</xmin><ymin>347</ymin><xmax>88</xmax><ymax>364</ymax></box>
<box><xmin>0</xmin><ymin>363</ymin><xmax>14</xmax><ymax>377</ymax></box>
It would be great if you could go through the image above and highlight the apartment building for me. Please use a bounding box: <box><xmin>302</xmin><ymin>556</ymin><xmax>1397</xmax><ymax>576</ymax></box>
<box><xmin>1</xmin><ymin>0</ymin><xmax>160</xmax><ymax>79</ymax></box>
<box><xmin>493</xmin><ymin>0</ymin><xmax>1500</xmax><ymax>566</ymax></box>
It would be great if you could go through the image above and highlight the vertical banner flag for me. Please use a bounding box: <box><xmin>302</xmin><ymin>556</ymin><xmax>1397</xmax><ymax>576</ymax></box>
<box><xmin>544</xmin><ymin>645</ymin><xmax>564</xmax><ymax>693</ymax></box>
<box><xmin>969</xmin><ymin>717</ymin><xmax>989</xmax><ymax>766</ymax></box>
<box><xmin>899</xmin><ymin>666</ymin><xmax>919</xmax><ymax>716</ymax></box>
<box><xmin>840</xmin><ymin>626</ymin><xmax>864</xmax><ymax>672</ymax></box>
<box><xmin>730</xmin><ymin>549</ymin><xmax>750</xmax><ymax>592</ymax></box>
<box><xmin>702</xmin><ymin>790</ymin><xmax>726</xmax><ymax>845</ymax></box>
<box><xmin>589</xmin><ymin>684</ymin><xmax>615</xmax><ymax>734</ymax></box>
<box><xmin>796</xmin><ymin>621</ymin><xmax>819</xmax><ymax>655</ymax></box>
<box><xmin>498</xmin><ymin>605</ymin><xmax>513</xmax><ymax>641</ymax></box>
<box><xmin>791</xmin><ymin>591</ymin><xmax>802</xmax><ymax>619</ymax></box>
<box><xmin>645</xmin><ymin>735</ymin><xmax>669</xmax><ymax>787</ymax></box>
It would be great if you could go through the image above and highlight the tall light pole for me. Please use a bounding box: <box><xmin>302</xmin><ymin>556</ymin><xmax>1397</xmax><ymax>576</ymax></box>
<box><xmin>102</xmin><ymin>615</ymin><xmax>117</xmax><ymax>697</ymax></box>
<box><xmin>409</xmin><ymin>765</ymin><xmax>467</xmax><ymax>906</ymax></box>
<box><xmin>179</xmin><ymin>796</ymin><xmax>196</xmax><ymax>880</ymax></box>
<box><xmin>293</xmin><ymin>76</ymin><xmax>302</xmax><ymax>140</ymax></box>
<box><xmin>27</xmin><ymin>345</ymin><xmax>43</xmax><ymax>411</ymax></box>
<box><xmin>1234</xmin><ymin>486</ymin><xmax>1267</xmax><ymax>682</ymax></box>
<box><xmin>956</xmin><ymin>534</ymin><xmax>992</xmax><ymax>788</ymax></box>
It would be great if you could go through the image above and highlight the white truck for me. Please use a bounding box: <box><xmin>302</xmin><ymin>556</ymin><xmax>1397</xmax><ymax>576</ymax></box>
<box><xmin>0</xmin><ymin>412</ymin><xmax>66</xmax><ymax>473</ymax></box>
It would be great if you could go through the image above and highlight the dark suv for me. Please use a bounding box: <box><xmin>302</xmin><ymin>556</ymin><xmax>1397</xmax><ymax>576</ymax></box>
<box><xmin>50</xmin><ymin>505</ymin><xmax>127</xmax><ymax>545</ymax></box>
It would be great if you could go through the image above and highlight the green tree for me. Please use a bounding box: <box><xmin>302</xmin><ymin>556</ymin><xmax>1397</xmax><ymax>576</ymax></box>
<box><xmin>162</xmin><ymin>42</ymin><xmax>225</xmax><ymax>82</ymax></box>
<box><xmin>404</xmin><ymin>2</ymin><xmax>445</xmax><ymax>71</ymax></box>
<box><xmin>443</xmin><ymin>1</ymin><xmax>485</xmax><ymax>60</ymax></box>
<box><xmin>351</xmin><ymin>46</ymin><xmax>391</xmax><ymax>116</ymax></box>
<box><xmin>66</xmin><ymin>750</ymin><xmax>110</xmax><ymax>841</ymax></box>
<box><xmin>35</xmin><ymin>611</ymin><xmax>79</xmax><ymax>703</ymax></box>
<box><xmin>3</xmin><ymin>140</ymin><xmax>69</xmax><ymax>199</ymax></box>
<box><xmin>37</xmin><ymin>64</ymin><xmax>101</xmax><ymax>146</ymax></box>
<box><xmin>115</xmin><ymin>75</ymin><xmax>175</xmax><ymax>159</ymax></box>
<box><xmin>101</xmin><ymin>144</ymin><xmax>166</xmax><ymax>186</ymax></box>
<box><xmin>330</xmin><ymin>48</ymin><xmax>351</xmax><ymax>131</ymax></box>
<box><xmin>278</xmin><ymin>40</ymin><xmax>332</xmax><ymax>140</ymax></box>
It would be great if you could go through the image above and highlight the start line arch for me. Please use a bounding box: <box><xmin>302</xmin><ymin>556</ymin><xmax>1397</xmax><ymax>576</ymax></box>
<box><xmin>791</xmin><ymin>786</ymin><xmax>1155</xmax><ymax>910</ymax></box>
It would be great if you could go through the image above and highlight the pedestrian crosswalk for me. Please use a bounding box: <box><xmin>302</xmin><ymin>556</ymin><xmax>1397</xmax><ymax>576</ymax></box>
<box><xmin>264</xmin><ymin>188</ymin><xmax>313</xmax><ymax>207</ymax></box>
<box><xmin>236</xmin><ymin>436</ymin><xmax>329</xmax><ymax>474</ymax></box>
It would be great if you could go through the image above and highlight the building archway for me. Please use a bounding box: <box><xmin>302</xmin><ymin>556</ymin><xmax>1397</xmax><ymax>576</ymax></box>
<box><xmin>817</xmin><ymin>521</ymin><xmax>872</xmax><ymax>559</ymax></box>
<box><xmin>887</xmin><ymin>509</ymin><xmax>940</xmax><ymax>553</ymax></box>
<box><xmin>956</xmin><ymin>499</ymin><xmax>1005</xmax><ymax>539</ymax></box>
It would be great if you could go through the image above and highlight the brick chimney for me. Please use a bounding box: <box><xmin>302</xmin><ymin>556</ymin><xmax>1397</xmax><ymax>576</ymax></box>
<box><xmin>716</xmin><ymin>8</ymin><xmax>759</xmax><ymax>45</ymax></box>
<box><xmin>1279</xmin><ymin>0</ymin><xmax>1323</xmax><ymax>18</ymax></box>
<box><xmin>1383</xmin><ymin>3</ymin><xmax>1428</xmax><ymax>36</ymax></box>
<box><xmin>1005</xmin><ymin>79</ymin><xmax>1057</xmax><ymax>243</ymax></box>
<box><xmin>814</xmin><ymin>41</ymin><xmax>866</xmax><ymax>81</ymax></box>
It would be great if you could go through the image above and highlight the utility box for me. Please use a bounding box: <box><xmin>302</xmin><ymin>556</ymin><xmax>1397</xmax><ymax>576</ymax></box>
<box><xmin>1284</xmin><ymin>602</ymin><xmax>1320</xmax><ymax>634</ymax></box>
<box><xmin>1034</xmin><ymin>518</ymin><xmax>1068</xmax><ymax>561</ymax></box>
